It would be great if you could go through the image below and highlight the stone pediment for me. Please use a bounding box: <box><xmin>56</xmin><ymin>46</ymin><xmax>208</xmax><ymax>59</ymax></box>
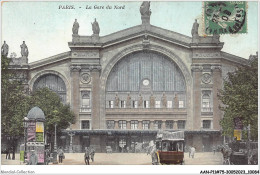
<box><xmin>28</xmin><ymin>24</ymin><xmax>248</xmax><ymax>69</ymax></box>
<box><xmin>29</xmin><ymin>51</ymin><xmax>71</xmax><ymax>69</ymax></box>
<box><xmin>69</xmin><ymin>24</ymin><xmax>192</xmax><ymax>49</ymax></box>
<box><xmin>220</xmin><ymin>51</ymin><xmax>248</xmax><ymax>66</ymax></box>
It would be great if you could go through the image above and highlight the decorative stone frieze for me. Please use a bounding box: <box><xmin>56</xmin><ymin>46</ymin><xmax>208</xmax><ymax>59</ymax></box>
<box><xmin>70</xmin><ymin>65</ymin><xmax>81</xmax><ymax>72</ymax></box>
<box><xmin>90</xmin><ymin>65</ymin><xmax>102</xmax><ymax>72</ymax></box>
<box><xmin>211</xmin><ymin>65</ymin><xmax>222</xmax><ymax>71</ymax></box>
<box><xmin>193</xmin><ymin>52</ymin><xmax>221</xmax><ymax>58</ymax></box>
<box><xmin>191</xmin><ymin>65</ymin><xmax>203</xmax><ymax>72</ymax></box>
<box><xmin>142</xmin><ymin>34</ymin><xmax>150</xmax><ymax>49</ymax></box>
<box><xmin>72</xmin><ymin>51</ymin><xmax>99</xmax><ymax>58</ymax></box>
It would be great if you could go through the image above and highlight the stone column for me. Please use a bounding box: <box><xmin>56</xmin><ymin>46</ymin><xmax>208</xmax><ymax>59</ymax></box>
<box><xmin>91</xmin><ymin>66</ymin><xmax>101</xmax><ymax>129</ymax></box>
<box><xmin>70</xmin><ymin>65</ymin><xmax>81</xmax><ymax>129</ymax></box>
<box><xmin>162</xmin><ymin>121</ymin><xmax>166</xmax><ymax>130</ymax></box>
<box><xmin>68</xmin><ymin>132</ymin><xmax>75</xmax><ymax>153</ymax></box>
<box><xmin>127</xmin><ymin>121</ymin><xmax>131</xmax><ymax>129</ymax></box>
<box><xmin>150</xmin><ymin>121</ymin><xmax>154</xmax><ymax>129</ymax></box>
<box><xmin>173</xmin><ymin>120</ymin><xmax>178</xmax><ymax>130</ymax></box>
<box><xmin>192</xmin><ymin>65</ymin><xmax>203</xmax><ymax>130</ymax></box>
<box><xmin>212</xmin><ymin>65</ymin><xmax>222</xmax><ymax>130</ymax></box>
<box><xmin>114</xmin><ymin>121</ymin><xmax>119</xmax><ymax>129</ymax></box>
<box><xmin>138</xmin><ymin>121</ymin><xmax>142</xmax><ymax>129</ymax></box>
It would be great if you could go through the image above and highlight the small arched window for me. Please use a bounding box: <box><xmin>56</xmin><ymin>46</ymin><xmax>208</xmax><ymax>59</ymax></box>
<box><xmin>82</xmin><ymin>93</ymin><xmax>90</xmax><ymax>108</ymax></box>
<box><xmin>202</xmin><ymin>94</ymin><xmax>210</xmax><ymax>108</ymax></box>
<box><xmin>202</xmin><ymin>92</ymin><xmax>211</xmax><ymax>112</ymax></box>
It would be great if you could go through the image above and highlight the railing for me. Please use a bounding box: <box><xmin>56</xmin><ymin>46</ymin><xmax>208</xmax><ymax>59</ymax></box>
<box><xmin>106</xmin><ymin>107</ymin><xmax>186</xmax><ymax>112</ymax></box>
<box><xmin>201</xmin><ymin>107</ymin><xmax>212</xmax><ymax>112</ymax></box>
<box><xmin>80</xmin><ymin>107</ymin><xmax>91</xmax><ymax>112</ymax></box>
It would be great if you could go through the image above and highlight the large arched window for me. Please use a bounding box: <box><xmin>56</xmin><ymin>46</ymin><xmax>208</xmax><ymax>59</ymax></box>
<box><xmin>106</xmin><ymin>51</ymin><xmax>186</xmax><ymax>92</ymax></box>
<box><xmin>105</xmin><ymin>51</ymin><xmax>186</xmax><ymax>108</ymax></box>
<box><xmin>33</xmin><ymin>74</ymin><xmax>66</xmax><ymax>103</ymax></box>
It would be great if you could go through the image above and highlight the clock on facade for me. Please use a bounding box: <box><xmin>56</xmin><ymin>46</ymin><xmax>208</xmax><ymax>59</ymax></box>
<box><xmin>142</xmin><ymin>79</ymin><xmax>150</xmax><ymax>86</ymax></box>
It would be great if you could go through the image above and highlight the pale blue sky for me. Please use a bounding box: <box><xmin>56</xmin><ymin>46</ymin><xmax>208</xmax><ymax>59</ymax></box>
<box><xmin>1</xmin><ymin>1</ymin><xmax>258</xmax><ymax>63</ymax></box>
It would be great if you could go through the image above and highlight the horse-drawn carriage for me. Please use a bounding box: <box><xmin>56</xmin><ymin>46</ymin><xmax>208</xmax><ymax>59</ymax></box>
<box><xmin>220</xmin><ymin>141</ymin><xmax>258</xmax><ymax>165</ymax></box>
<box><xmin>149</xmin><ymin>131</ymin><xmax>185</xmax><ymax>165</ymax></box>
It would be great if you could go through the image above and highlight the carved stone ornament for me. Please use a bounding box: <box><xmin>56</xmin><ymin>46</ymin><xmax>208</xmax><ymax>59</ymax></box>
<box><xmin>193</xmin><ymin>52</ymin><xmax>220</xmax><ymax>58</ymax></box>
<box><xmin>81</xmin><ymin>73</ymin><xmax>91</xmax><ymax>84</ymax></box>
<box><xmin>70</xmin><ymin>65</ymin><xmax>81</xmax><ymax>72</ymax></box>
<box><xmin>72</xmin><ymin>51</ymin><xmax>99</xmax><ymax>58</ymax></box>
<box><xmin>201</xmin><ymin>73</ymin><xmax>212</xmax><ymax>84</ymax></box>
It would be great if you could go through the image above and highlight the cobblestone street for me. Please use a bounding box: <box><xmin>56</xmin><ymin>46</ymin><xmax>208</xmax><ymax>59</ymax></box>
<box><xmin>2</xmin><ymin>152</ymin><xmax>223</xmax><ymax>165</ymax></box>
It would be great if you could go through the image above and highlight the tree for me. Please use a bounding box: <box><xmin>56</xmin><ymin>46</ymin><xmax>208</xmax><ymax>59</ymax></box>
<box><xmin>218</xmin><ymin>56</ymin><xmax>258</xmax><ymax>140</ymax></box>
<box><xmin>28</xmin><ymin>88</ymin><xmax>75</xmax><ymax>138</ymax></box>
<box><xmin>2</xmin><ymin>54</ymin><xmax>75</xmax><ymax>157</ymax></box>
<box><xmin>1</xmin><ymin>55</ymin><xmax>30</xmax><ymax>159</ymax></box>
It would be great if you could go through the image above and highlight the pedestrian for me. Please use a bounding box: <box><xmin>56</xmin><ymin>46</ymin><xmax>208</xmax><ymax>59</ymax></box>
<box><xmin>58</xmin><ymin>147</ymin><xmax>64</xmax><ymax>163</ymax></box>
<box><xmin>8</xmin><ymin>147</ymin><xmax>11</xmax><ymax>159</ymax></box>
<box><xmin>90</xmin><ymin>146</ymin><xmax>95</xmax><ymax>162</ymax></box>
<box><xmin>213</xmin><ymin>146</ymin><xmax>216</xmax><ymax>154</ymax></box>
<box><xmin>188</xmin><ymin>146</ymin><xmax>191</xmax><ymax>158</ymax></box>
<box><xmin>44</xmin><ymin>148</ymin><xmax>50</xmax><ymax>165</ymax></box>
<box><xmin>84</xmin><ymin>147</ymin><xmax>90</xmax><ymax>165</ymax></box>
<box><xmin>5</xmin><ymin>147</ymin><xmax>9</xmax><ymax>159</ymax></box>
<box><xmin>150</xmin><ymin>145</ymin><xmax>158</xmax><ymax>165</ymax></box>
<box><xmin>29</xmin><ymin>150</ymin><xmax>38</xmax><ymax>165</ymax></box>
<box><xmin>190</xmin><ymin>146</ymin><xmax>196</xmax><ymax>158</ymax></box>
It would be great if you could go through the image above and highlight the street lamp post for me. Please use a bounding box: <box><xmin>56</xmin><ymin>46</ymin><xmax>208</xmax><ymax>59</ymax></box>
<box><xmin>23</xmin><ymin>117</ymin><xmax>29</xmax><ymax>163</ymax></box>
<box><xmin>68</xmin><ymin>131</ymin><xmax>75</xmax><ymax>153</ymax></box>
<box><xmin>52</xmin><ymin>123</ymin><xmax>58</xmax><ymax>164</ymax></box>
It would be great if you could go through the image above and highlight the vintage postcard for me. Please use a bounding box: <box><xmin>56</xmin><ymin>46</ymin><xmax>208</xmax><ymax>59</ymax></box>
<box><xmin>1</xmin><ymin>1</ymin><xmax>259</xmax><ymax>174</ymax></box>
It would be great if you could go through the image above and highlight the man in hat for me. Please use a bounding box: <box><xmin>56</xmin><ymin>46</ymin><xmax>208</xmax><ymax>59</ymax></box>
<box><xmin>90</xmin><ymin>146</ymin><xmax>95</xmax><ymax>162</ymax></box>
<box><xmin>84</xmin><ymin>147</ymin><xmax>90</xmax><ymax>165</ymax></box>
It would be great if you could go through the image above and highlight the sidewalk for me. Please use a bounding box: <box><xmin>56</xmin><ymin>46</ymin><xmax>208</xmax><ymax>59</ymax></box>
<box><xmin>1</xmin><ymin>152</ymin><xmax>223</xmax><ymax>165</ymax></box>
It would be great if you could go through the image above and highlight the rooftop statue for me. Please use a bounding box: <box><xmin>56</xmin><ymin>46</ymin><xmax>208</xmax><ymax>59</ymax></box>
<box><xmin>72</xmin><ymin>19</ymin><xmax>79</xmax><ymax>35</ymax></box>
<box><xmin>1</xmin><ymin>41</ymin><xmax>9</xmax><ymax>57</ymax></box>
<box><xmin>191</xmin><ymin>19</ymin><xmax>199</xmax><ymax>37</ymax></box>
<box><xmin>92</xmin><ymin>18</ymin><xmax>100</xmax><ymax>35</ymax></box>
<box><xmin>20</xmin><ymin>41</ymin><xmax>29</xmax><ymax>57</ymax></box>
<box><xmin>140</xmin><ymin>1</ymin><xmax>151</xmax><ymax>17</ymax></box>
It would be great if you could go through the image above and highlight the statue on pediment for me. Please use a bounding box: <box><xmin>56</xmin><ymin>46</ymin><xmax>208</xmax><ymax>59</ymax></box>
<box><xmin>174</xmin><ymin>94</ymin><xmax>179</xmax><ymax>108</ymax></box>
<box><xmin>92</xmin><ymin>18</ymin><xmax>100</xmax><ymax>35</ymax></box>
<box><xmin>72</xmin><ymin>19</ymin><xmax>79</xmax><ymax>35</ymax></box>
<box><xmin>138</xmin><ymin>94</ymin><xmax>143</xmax><ymax>108</ymax></box>
<box><xmin>161</xmin><ymin>92</ymin><xmax>167</xmax><ymax>108</ymax></box>
<box><xmin>150</xmin><ymin>93</ymin><xmax>155</xmax><ymax>108</ymax></box>
<box><xmin>140</xmin><ymin>1</ymin><xmax>151</xmax><ymax>17</ymax></box>
<box><xmin>20</xmin><ymin>41</ymin><xmax>29</xmax><ymax>57</ymax></box>
<box><xmin>126</xmin><ymin>93</ymin><xmax>131</xmax><ymax>108</ymax></box>
<box><xmin>191</xmin><ymin>19</ymin><xmax>199</xmax><ymax>37</ymax></box>
<box><xmin>1</xmin><ymin>41</ymin><xmax>9</xmax><ymax>57</ymax></box>
<box><xmin>115</xmin><ymin>93</ymin><xmax>120</xmax><ymax>108</ymax></box>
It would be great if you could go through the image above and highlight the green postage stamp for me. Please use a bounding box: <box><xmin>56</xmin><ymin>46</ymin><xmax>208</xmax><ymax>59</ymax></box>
<box><xmin>204</xmin><ymin>1</ymin><xmax>247</xmax><ymax>35</ymax></box>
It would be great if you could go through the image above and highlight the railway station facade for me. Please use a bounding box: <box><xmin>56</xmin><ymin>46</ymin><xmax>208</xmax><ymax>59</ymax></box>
<box><xmin>8</xmin><ymin>4</ymin><xmax>249</xmax><ymax>153</ymax></box>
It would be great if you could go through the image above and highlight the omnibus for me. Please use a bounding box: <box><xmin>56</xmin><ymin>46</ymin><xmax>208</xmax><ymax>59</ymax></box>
<box><xmin>155</xmin><ymin>131</ymin><xmax>185</xmax><ymax>165</ymax></box>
